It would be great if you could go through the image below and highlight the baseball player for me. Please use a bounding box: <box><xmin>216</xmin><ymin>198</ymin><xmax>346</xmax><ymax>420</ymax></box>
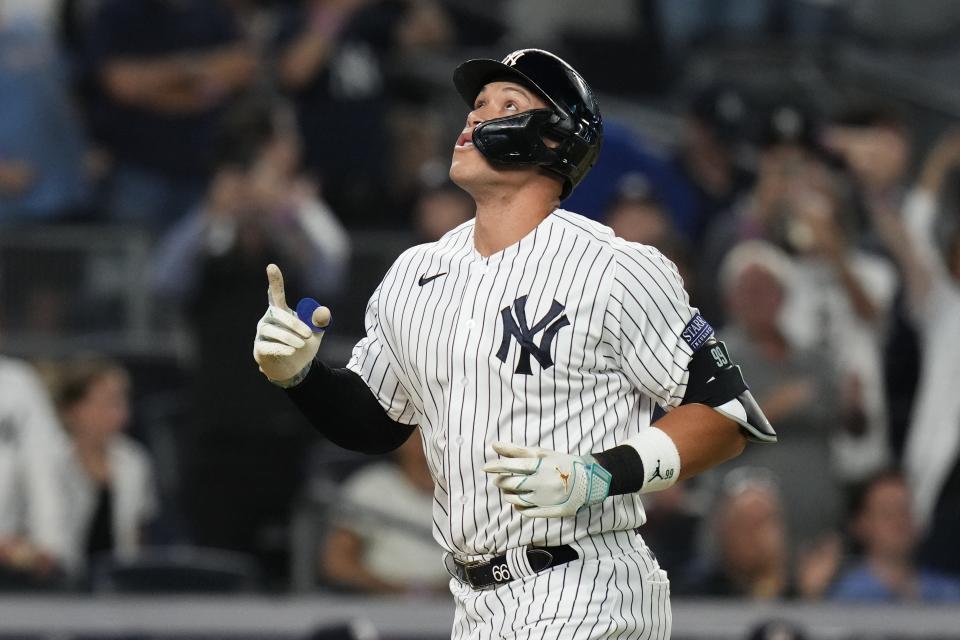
<box><xmin>254</xmin><ymin>49</ymin><xmax>777</xmax><ymax>638</ymax></box>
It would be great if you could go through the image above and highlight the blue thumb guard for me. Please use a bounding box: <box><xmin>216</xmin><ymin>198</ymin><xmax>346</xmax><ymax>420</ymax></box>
<box><xmin>296</xmin><ymin>297</ymin><xmax>327</xmax><ymax>333</ymax></box>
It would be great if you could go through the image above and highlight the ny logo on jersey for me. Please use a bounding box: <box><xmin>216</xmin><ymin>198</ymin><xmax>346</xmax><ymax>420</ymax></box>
<box><xmin>496</xmin><ymin>295</ymin><xmax>570</xmax><ymax>375</ymax></box>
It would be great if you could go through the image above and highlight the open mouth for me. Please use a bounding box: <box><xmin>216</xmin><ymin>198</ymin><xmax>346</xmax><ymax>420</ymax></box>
<box><xmin>455</xmin><ymin>131</ymin><xmax>474</xmax><ymax>148</ymax></box>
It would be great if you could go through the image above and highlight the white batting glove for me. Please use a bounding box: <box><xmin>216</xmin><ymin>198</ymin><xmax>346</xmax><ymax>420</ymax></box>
<box><xmin>483</xmin><ymin>441</ymin><xmax>612</xmax><ymax>518</ymax></box>
<box><xmin>253</xmin><ymin>263</ymin><xmax>331</xmax><ymax>387</ymax></box>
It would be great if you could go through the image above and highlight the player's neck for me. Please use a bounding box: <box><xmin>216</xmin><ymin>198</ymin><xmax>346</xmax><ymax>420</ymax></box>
<box><xmin>472</xmin><ymin>187</ymin><xmax>558</xmax><ymax>257</ymax></box>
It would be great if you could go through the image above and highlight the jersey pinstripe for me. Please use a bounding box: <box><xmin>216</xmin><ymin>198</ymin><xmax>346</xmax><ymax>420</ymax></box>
<box><xmin>451</xmin><ymin>530</ymin><xmax>671</xmax><ymax>640</ymax></box>
<box><xmin>346</xmin><ymin>209</ymin><xmax>699</xmax><ymax>560</ymax></box>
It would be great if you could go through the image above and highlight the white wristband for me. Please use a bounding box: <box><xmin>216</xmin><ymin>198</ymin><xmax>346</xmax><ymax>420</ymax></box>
<box><xmin>624</xmin><ymin>427</ymin><xmax>681</xmax><ymax>494</ymax></box>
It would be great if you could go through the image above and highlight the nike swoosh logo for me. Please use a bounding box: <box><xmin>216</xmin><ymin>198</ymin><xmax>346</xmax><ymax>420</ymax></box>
<box><xmin>418</xmin><ymin>272</ymin><xmax>447</xmax><ymax>286</ymax></box>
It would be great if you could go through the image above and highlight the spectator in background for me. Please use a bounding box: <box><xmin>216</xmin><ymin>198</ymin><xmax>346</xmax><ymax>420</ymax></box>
<box><xmin>605</xmin><ymin>173</ymin><xmax>692</xmax><ymax>285</ymax></box>
<box><xmin>825</xmin><ymin>105</ymin><xmax>912</xmax><ymax>213</ymax></box>
<box><xmin>388</xmin><ymin>107</ymin><xmax>449</xmax><ymax>223</ymax></box>
<box><xmin>565</xmin><ymin>84</ymin><xmax>754</xmax><ymax>235</ymax></box>
<box><xmin>778</xmin><ymin>159</ymin><xmax>896</xmax><ymax>487</ymax></box>
<box><xmin>681</xmin><ymin>468</ymin><xmax>838</xmax><ymax>601</ymax></box>
<box><xmin>681</xmin><ymin>469</ymin><xmax>791</xmax><ymax>599</ymax></box>
<box><xmin>830</xmin><ymin>470</ymin><xmax>960</xmax><ymax>602</ymax></box>
<box><xmin>0</xmin><ymin>8</ymin><xmax>90</xmax><ymax>221</ymax></box>
<box><xmin>321</xmin><ymin>434</ymin><xmax>448</xmax><ymax>594</ymax></box>
<box><xmin>52</xmin><ymin>359</ymin><xmax>158</xmax><ymax>576</ymax></box>
<box><xmin>151</xmin><ymin>96</ymin><xmax>350</xmax><ymax>307</ymax></box>
<box><xmin>84</xmin><ymin>0</ymin><xmax>255</xmax><ymax>228</ymax></box>
<box><xmin>655</xmin><ymin>0</ymin><xmax>837</xmax><ymax>67</ymax></box>
<box><xmin>150</xmin><ymin>96</ymin><xmax>349</xmax><ymax>587</ymax></box>
<box><xmin>701</xmin><ymin>104</ymin><xmax>896</xmax><ymax>486</ymax></box>
<box><xmin>718</xmin><ymin>240</ymin><xmax>843</xmax><ymax>550</ymax></box>
<box><xmin>411</xmin><ymin>178</ymin><xmax>473</xmax><ymax>243</ymax></box>
<box><xmin>0</xmin><ymin>353</ymin><xmax>72</xmax><ymax>588</ymax></box>
<box><xmin>637</xmin><ymin>483</ymin><xmax>700</xmax><ymax>583</ymax></box>
<box><xmin>824</xmin><ymin>105</ymin><xmax>919</xmax><ymax>459</ymax></box>
<box><xmin>605</xmin><ymin>176</ymin><xmax>672</xmax><ymax>245</ymax></box>
<box><xmin>560</xmin><ymin>121</ymin><xmax>675</xmax><ymax>222</ymax></box>
<box><xmin>669</xmin><ymin>84</ymin><xmax>755</xmax><ymax>245</ymax></box>
<box><xmin>273</xmin><ymin>0</ymin><xmax>453</xmax><ymax>226</ymax></box>
<box><xmin>697</xmin><ymin>102</ymin><xmax>819</xmax><ymax>322</ymax></box>
<box><xmin>868</xmin><ymin>129</ymin><xmax>960</xmax><ymax>577</ymax></box>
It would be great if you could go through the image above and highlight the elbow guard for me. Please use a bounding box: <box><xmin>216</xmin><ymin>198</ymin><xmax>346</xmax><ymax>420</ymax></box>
<box><xmin>680</xmin><ymin>338</ymin><xmax>777</xmax><ymax>443</ymax></box>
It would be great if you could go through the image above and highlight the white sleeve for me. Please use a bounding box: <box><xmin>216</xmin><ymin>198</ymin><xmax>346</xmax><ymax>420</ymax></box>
<box><xmin>9</xmin><ymin>367</ymin><xmax>73</xmax><ymax>564</ymax></box>
<box><xmin>604</xmin><ymin>242</ymin><xmax>708</xmax><ymax>408</ymax></box>
<box><xmin>902</xmin><ymin>187</ymin><xmax>950</xmax><ymax>326</ymax></box>
<box><xmin>335</xmin><ymin>466</ymin><xmax>387</xmax><ymax>536</ymax></box>
<box><xmin>346</xmin><ymin>281</ymin><xmax>418</xmax><ymax>425</ymax></box>
<box><xmin>293</xmin><ymin>196</ymin><xmax>352</xmax><ymax>296</ymax></box>
<box><xmin>902</xmin><ymin>188</ymin><xmax>944</xmax><ymax>276</ymax></box>
<box><xmin>137</xmin><ymin>451</ymin><xmax>160</xmax><ymax>525</ymax></box>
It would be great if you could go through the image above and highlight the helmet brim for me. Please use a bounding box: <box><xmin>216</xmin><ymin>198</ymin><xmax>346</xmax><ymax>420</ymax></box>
<box><xmin>453</xmin><ymin>59</ymin><xmax>564</xmax><ymax>115</ymax></box>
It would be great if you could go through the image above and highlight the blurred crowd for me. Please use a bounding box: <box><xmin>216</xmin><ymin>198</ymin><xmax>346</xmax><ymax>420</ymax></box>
<box><xmin>1</xmin><ymin>0</ymin><xmax>959</xmax><ymax>609</ymax></box>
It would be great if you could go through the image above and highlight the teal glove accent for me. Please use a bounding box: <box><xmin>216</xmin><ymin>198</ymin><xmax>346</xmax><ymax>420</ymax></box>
<box><xmin>484</xmin><ymin>442</ymin><xmax>613</xmax><ymax>518</ymax></box>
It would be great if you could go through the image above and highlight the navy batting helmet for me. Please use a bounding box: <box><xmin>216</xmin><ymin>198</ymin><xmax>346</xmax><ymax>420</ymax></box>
<box><xmin>453</xmin><ymin>48</ymin><xmax>603</xmax><ymax>199</ymax></box>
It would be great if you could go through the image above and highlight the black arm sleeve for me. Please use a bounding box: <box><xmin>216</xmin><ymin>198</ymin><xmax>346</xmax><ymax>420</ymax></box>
<box><xmin>284</xmin><ymin>360</ymin><xmax>415</xmax><ymax>454</ymax></box>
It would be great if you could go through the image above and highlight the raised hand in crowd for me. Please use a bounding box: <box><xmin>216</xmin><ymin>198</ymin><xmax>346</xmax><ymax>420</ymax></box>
<box><xmin>277</xmin><ymin>0</ymin><xmax>372</xmax><ymax>91</ymax></box>
<box><xmin>795</xmin><ymin>533</ymin><xmax>844</xmax><ymax>600</ymax></box>
<box><xmin>822</xmin><ymin>122</ymin><xmax>910</xmax><ymax>202</ymax></box>
<box><xmin>102</xmin><ymin>45</ymin><xmax>255</xmax><ymax>115</ymax></box>
<box><xmin>0</xmin><ymin>537</ymin><xmax>58</xmax><ymax>585</ymax></box>
<box><xmin>867</xmin><ymin>128</ymin><xmax>960</xmax><ymax>306</ymax></box>
<box><xmin>917</xmin><ymin>128</ymin><xmax>960</xmax><ymax>194</ymax></box>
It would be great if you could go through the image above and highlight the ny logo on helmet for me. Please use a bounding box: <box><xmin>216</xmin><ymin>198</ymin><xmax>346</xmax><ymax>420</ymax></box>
<box><xmin>496</xmin><ymin>295</ymin><xmax>570</xmax><ymax>375</ymax></box>
<box><xmin>502</xmin><ymin>51</ymin><xmax>526</xmax><ymax>67</ymax></box>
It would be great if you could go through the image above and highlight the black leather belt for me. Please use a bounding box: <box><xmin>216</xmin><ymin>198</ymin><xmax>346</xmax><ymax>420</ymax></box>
<box><xmin>446</xmin><ymin>544</ymin><xmax>579</xmax><ymax>590</ymax></box>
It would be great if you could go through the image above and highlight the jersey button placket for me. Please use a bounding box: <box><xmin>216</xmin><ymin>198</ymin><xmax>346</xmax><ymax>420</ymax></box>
<box><xmin>448</xmin><ymin>257</ymin><xmax>485</xmax><ymax>533</ymax></box>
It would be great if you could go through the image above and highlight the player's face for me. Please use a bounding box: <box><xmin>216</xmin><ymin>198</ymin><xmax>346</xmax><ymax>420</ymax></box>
<box><xmin>449</xmin><ymin>81</ymin><xmax>548</xmax><ymax>191</ymax></box>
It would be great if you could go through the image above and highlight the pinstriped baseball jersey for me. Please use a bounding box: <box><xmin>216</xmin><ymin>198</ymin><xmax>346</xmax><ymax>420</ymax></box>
<box><xmin>450</xmin><ymin>530</ymin><xmax>672</xmax><ymax>640</ymax></box>
<box><xmin>346</xmin><ymin>208</ymin><xmax>704</xmax><ymax>559</ymax></box>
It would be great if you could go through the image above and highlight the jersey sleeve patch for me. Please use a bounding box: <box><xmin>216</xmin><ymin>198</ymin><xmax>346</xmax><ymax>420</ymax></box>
<box><xmin>681</xmin><ymin>313</ymin><xmax>714</xmax><ymax>351</ymax></box>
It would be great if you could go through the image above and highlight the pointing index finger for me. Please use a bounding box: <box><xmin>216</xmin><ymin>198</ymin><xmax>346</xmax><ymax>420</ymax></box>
<box><xmin>266</xmin><ymin>263</ymin><xmax>289</xmax><ymax>310</ymax></box>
